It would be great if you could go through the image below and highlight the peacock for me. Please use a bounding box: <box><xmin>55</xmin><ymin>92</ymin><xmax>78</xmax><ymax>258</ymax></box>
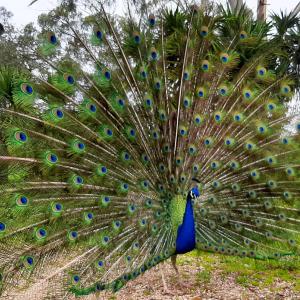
<box><xmin>0</xmin><ymin>1</ymin><xmax>299</xmax><ymax>298</ymax></box>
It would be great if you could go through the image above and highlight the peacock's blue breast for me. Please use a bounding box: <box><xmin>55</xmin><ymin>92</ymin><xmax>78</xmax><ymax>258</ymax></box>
<box><xmin>175</xmin><ymin>192</ymin><xmax>197</xmax><ymax>254</ymax></box>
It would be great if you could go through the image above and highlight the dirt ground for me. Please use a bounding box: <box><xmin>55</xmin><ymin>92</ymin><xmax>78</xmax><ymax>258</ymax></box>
<box><xmin>10</xmin><ymin>254</ymin><xmax>300</xmax><ymax>300</ymax></box>
<box><xmin>91</xmin><ymin>258</ymin><xmax>299</xmax><ymax>300</ymax></box>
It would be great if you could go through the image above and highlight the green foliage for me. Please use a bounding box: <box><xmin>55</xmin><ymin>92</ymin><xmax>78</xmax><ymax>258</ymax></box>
<box><xmin>193</xmin><ymin>250</ymin><xmax>300</xmax><ymax>291</ymax></box>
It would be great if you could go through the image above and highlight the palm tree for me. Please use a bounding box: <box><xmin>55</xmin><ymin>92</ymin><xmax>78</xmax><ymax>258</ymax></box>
<box><xmin>271</xmin><ymin>10</ymin><xmax>300</xmax><ymax>79</ymax></box>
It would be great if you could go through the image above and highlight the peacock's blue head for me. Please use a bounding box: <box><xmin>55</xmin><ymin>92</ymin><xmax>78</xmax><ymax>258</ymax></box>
<box><xmin>189</xmin><ymin>186</ymin><xmax>200</xmax><ymax>200</ymax></box>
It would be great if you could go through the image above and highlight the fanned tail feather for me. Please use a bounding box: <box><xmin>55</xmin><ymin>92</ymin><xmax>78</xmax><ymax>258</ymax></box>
<box><xmin>0</xmin><ymin>2</ymin><xmax>299</xmax><ymax>298</ymax></box>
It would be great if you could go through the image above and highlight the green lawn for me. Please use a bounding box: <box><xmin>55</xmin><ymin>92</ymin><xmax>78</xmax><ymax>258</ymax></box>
<box><xmin>177</xmin><ymin>250</ymin><xmax>300</xmax><ymax>293</ymax></box>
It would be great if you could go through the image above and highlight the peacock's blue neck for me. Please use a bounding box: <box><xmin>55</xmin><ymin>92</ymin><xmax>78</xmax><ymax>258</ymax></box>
<box><xmin>175</xmin><ymin>195</ymin><xmax>196</xmax><ymax>254</ymax></box>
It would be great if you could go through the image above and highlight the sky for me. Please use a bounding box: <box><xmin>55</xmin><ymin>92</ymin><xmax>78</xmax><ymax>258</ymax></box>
<box><xmin>0</xmin><ymin>0</ymin><xmax>299</xmax><ymax>27</ymax></box>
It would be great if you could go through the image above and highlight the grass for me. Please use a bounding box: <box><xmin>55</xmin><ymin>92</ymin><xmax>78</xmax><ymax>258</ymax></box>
<box><xmin>196</xmin><ymin>270</ymin><xmax>211</xmax><ymax>284</ymax></box>
<box><xmin>177</xmin><ymin>250</ymin><xmax>300</xmax><ymax>292</ymax></box>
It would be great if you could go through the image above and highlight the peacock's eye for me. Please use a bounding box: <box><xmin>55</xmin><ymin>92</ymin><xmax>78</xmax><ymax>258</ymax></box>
<box><xmin>38</xmin><ymin>228</ymin><xmax>46</xmax><ymax>237</ymax></box>
<box><xmin>96</xmin><ymin>30</ymin><xmax>103</xmax><ymax>39</ymax></box>
<box><xmin>215</xmin><ymin>114</ymin><xmax>221</xmax><ymax>121</ymax></box>
<box><xmin>158</xmin><ymin>110</ymin><xmax>167</xmax><ymax>121</ymax></box>
<box><xmin>219</xmin><ymin>87</ymin><xmax>228</xmax><ymax>96</ymax></box>
<box><xmin>68</xmin><ymin>76</ymin><xmax>74</xmax><ymax>84</ymax></box>
<box><xmin>15</xmin><ymin>131</ymin><xmax>27</xmax><ymax>143</ymax></box>
<box><xmin>20</xmin><ymin>196</ymin><xmax>28</xmax><ymax>204</ymax></box>
<box><xmin>200</xmin><ymin>26</ymin><xmax>208</xmax><ymax>37</ymax></box>
<box><xmin>143</xmin><ymin>181</ymin><xmax>148</xmax><ymax>187</ymax></box>
<box><xmin>21</xmin><ymin>83</ymin><xmax>34</xmax><ymax>95</ymax></box>
<box><xmin>48</xmin><ymin>153</ymin><xmax>58</xmax><ymax>163</ymax></box>
<box><xmin>284</xmin><ymin>87</ymin><xmax>289</xmax><ymax>93</ymax></box>
<box><xmin>35</xmin><ymin>227</ymin><xmax>47</xmax><ymax>241</ymax></box>
<box><xmin>71</xmin><ymin>231</ymin><xmax>78</xmax><ymax>238</ymax></box>
<box><xmin>153</xmin><ymin>131</ymin><xmax>159</xmax><ymax>139</ymax></box>
<box><xmin>50</xmin><ymin>34</ymin><xmax>57</xmax><ymax>44</ymax></box>
<box><xmin>151</xmin><ymin>51</ymin><xmax>157</xmax><ymax>60</ymax></box>
<box><xmin>26</xmin><ymin>256</ymin><xmax>34</xmax><ymax>266</ymax></box>
<box><xmin>106</xmin><ymin>128</ymin><xmax>113</xmax><ymax>136</ymax></box>
<box><xmin>64</xmin><ymin>74</ymin><xmax>75</xmax><ymax>84</ymax></box>
<box><xmin>98</xmin><ymin>260</ymin><xmax>104</xmax><ymax>267</ymax></box>
<box><xmin>26</xmin><ymin>85</ymin><xmax>33</xmax><ymax>94</ymax></box>
<box><xmin>189</xmin><ymin>146</ymin><xmax>196</xmax><ymax>154</ymax></box>
<box><xmin>245</xmin><ymin>92</ymin><xmax>251</xmax><ymax>98</ymax></box>
<box><xmin>75</xmin><ymin>141</ymin><xmax>85</xmax><ymax>150</ymax></box>
<box><xmin>193</xmin><ymin>164</ymin><xmax>199</xmax><ymax>172</ymax></box>
<box><xmin>148</xmin><ymin>14</ymin><xmax>156</xmax><ymax>26</ymax></box>
<box><xmin>220</xmin><ymin>53</ymin><xmax>229</xmax><ymax>63</ymax></box>
<box><xmin>0</xmin><ymin>222</ymin><xmax>6</xmax><ymax>232</ymax></box>
<box><xmin>133</xmin><ymin>33</ymin><xmax>141</xmax><ymax>44</ymax></box>
<box><xmin>104</xmin><ymin>71</ymin><xmax>111</xmax><ymax>80</ymax></box>
<box><xmin>202</xmin><ymin>63</ymin><xmax>208</xmax><ymax>70</ymax></box>
<box><xmin>55</xmin><ymin>203</ymin><xmax>62</xmax><ymax>211</ymax></box>
<box><xmin>257</xmin><ymin>67</ymin><xmax>266</xmax><ymax>77</ymax></box>
<box><xmin>89</xmin><ymin>104</ymin><xmax>96</xmax><ymax>112</ymax></box>
<box><xmin>53</xmin><ymin>108</ymin><xmax>64</xmax><ymax>119</ymax></box>
<box><xmin>234</xmin><ymin>114</ymin><xmax>241</xmax><ymax>121</ymax></box>
<box><xmin>240</xmin><ymin>31</ymin><xmax>247</xmax><ymax>39</ymax></box>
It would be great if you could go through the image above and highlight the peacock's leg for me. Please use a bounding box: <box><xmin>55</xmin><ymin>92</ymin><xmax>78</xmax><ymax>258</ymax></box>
<box><xmin>171</xmin><ymin>254</ymin><xmax>194</xmax><ymax>290</ymax></box>
<box><xmin>171</xmin><ymin>254</ymin><xmax>179</xmax><ymax>273</ymax></box>
<box><xmin>159</xmin><ymin>262</ymin><xmax>175</xmax><ymax>295</ymax></box>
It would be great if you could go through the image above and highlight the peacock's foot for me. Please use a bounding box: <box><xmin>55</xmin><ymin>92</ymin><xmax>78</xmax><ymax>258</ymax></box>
<box><xmin>161</xmin><ymin>287</ymin><xmax>177</xmax><ymax>296</ymax></box>
<box><xmin>177</xmin><ymin>279</ymin><xmax>194</xmax><ymax>290</ymax></box>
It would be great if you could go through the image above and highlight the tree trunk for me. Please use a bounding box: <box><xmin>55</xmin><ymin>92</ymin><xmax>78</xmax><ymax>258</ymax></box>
<box><xmin>228</xmin><ymin>0</ymin><xmax>243</xmax><ymax>13</ymax></box>
<box><xmin>257</xmin><ymin>0</ymin><xmax>267</xmax><ymax>21</ymax></box>
<box><xmin>201</xmin><ymin>0</ymin><xmax>208</xmax><ymax>9</ymax></box>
